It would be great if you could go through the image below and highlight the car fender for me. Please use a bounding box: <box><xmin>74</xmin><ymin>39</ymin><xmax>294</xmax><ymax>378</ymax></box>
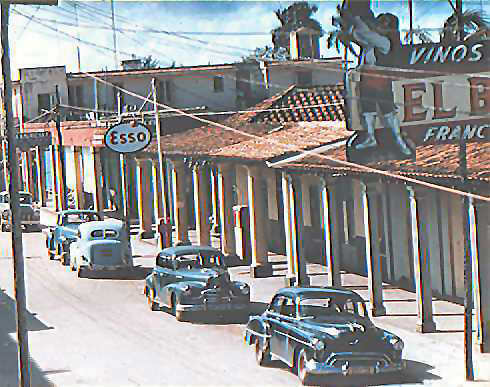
<box><xmin>244</xmin><ymin>316</ymin><xmax>271</xmax><ymax>345</ymax></box>
<box><xmin>145</xmin><ymin>274</ymin><xmax>155</xmax><ymax>294</ymax></box>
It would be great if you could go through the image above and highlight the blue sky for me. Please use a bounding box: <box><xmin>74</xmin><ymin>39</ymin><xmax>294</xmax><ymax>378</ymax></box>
<box><xmin>8</xmin><ymin>1</ymin><xmax>489</xmax><ymax>78</ymax></box>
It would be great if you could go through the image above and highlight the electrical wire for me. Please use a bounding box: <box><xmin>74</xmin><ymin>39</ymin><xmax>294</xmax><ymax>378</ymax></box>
<box><xmin>13</xmin><ymin>7</ymin><xmax>488</xmax><ymax>119</ymax></box>
<box><xmin>81</xmin><ymin>71</ymin><xmax>490</xmax><ymax>203</ymax></box>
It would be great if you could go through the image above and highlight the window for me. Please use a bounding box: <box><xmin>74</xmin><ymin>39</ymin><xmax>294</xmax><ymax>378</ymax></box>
<box><xmin>213</xmin><ymin>76</ymin><xmax>224</xmax><ymax>92</ymax></box>
<box><xmin>296</xmin><ymin>71</ymin><xmax>312</xmax><ymax>86</ymax></box>
<box><xmin>269</xmin><ymin>296</ymin><xmax>283</xmax><ymax>313</ymax></box>
<box><xmin>90</xmin><ymin>230</ymin><xmax>104</xmax><ymax>238</ymax></box>
<box><xmin>280</xmin><ymin>297</ymin><xmax>296</xmax><ymax>317</ymax></box>
<box><xmin>157</xmin><ymin>80</ymin><xmax>166</xmax><ymax>103</ymax></box>
<box><xmin>37</xmin><ymin>93</ymin><xmax>51</xmax><ymax>114</ymax></box>
<box><xmin>105</xmin><ymin>229</ymin><xmax>118</xmax><ymax>239</ymax></box>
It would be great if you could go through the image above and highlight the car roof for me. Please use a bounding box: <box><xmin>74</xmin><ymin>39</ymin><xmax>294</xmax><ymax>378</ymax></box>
<box><xmin>275</xmin><ymin>286</ymin><xmax>364</xmax><ymax>301</ymax></box>
<box><xmin>60</xmin><ymin>209</ymin><xmax>99</xmax><ymax>216</ymax></box>
<box><xmin>78</xmin><ymin>220</ymin><xmax>124</xmax><ymax>232</ymax></box>
<box><xmin>160</xmin><ymin>245</ymin><xmax>222</xmax><ymax>257</ymax></box>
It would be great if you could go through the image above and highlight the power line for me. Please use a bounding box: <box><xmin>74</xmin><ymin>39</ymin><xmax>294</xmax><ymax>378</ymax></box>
<box><xmin>83</xmin><ymin>71</ymin><xmax>490</xmax><ymax>203</ymax></box>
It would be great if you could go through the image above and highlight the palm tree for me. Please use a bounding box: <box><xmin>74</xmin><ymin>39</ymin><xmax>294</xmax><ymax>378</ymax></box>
<box><xmin>440</xmin><ymin>9</ymin><xmax>490</xmax><ymax>42</ymax></box>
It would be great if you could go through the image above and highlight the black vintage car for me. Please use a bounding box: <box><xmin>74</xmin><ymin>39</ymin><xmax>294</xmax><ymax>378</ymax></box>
<box><xmin>144</xmin><ymin>245</ymin><xmax>250</xmax><ymax>321</ymax></box>
<box><xmin>245</xmin><ymin>287</ymin><xmax>405</xmax><ymax>385</ymax></box>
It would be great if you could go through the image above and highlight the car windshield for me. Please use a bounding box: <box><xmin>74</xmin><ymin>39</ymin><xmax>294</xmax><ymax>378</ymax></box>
<box><xmin>19</xmin><ymin>194</ymin><xmax>32</xmax><ymax>204</ymax></box>
<box><xmin>63</xmin><ymin>213</ymin><xmax>101</xmax><ymax>225</ymax></box>
<box><xmin>174</xmin><ymin>253</ymin><xmax>225</xmax><ymax>269</ymax></box>
<box><xmin>298</xmin><ymin>297</ymin><xmax>367</xmax><ymax>319</ymax></box>
<box><xmin>2</xmin><ymin>194</ymin><xmax>32</xmax><ymax>204</ymax></box>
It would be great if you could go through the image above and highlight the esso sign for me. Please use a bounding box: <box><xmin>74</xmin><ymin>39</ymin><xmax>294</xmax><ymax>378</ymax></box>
<box><xmin>104</xmin><ymin>122</ymin><xmax>152</xmax><ymax>153</ymax></box>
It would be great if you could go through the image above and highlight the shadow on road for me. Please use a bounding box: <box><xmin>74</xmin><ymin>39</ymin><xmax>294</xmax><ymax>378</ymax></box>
<box><xmin>265</xmin><ymin>359</ymin><xmax>441</xmax><ymax>386</ymax></box>
<box><xmin>79</xmin><ymin>266</ymin><xmax>152</xmax><ymax>280</ymax></box>
<box><xmin>158</xmin><ymin>301</ymin><xmax>269</xmax><ymax>325</ymax></box>
<box><xmin>0</xmin><ymin>288</ymin><xmax>56</xmax><ymax>387</ymax></box>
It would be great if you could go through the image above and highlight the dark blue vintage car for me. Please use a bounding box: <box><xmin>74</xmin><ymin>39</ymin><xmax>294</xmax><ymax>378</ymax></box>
<box><xmin>144</xmin><ymin>245</ymin><xmax>250</xmax><ymax>321</ymax></box>
<box><xmin>45</xmin><ymin>210</ymin><xmax>101</xmax><ymax>265</ymax></box>
<box><xmin>245</xmin><ymin>287</ymin><xmax>405</xmax><ymax>385</ymax></box>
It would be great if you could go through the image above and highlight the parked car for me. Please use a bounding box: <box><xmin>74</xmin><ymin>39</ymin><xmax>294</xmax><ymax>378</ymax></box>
<box><xmin>144</xmin><ymin>245</ymin><xmax>250</xmax><ymax>321</ymax></box>
<box><xmin>0</xmin><ymin>191</ymin><xmax>40</xmax><ymax>232</ymax></box>
<box><xmin>45</xmin><ymin>210</ymin><xmax>101</xmax><ymax>265</ymax></box>
<box><xmin>244</xmin><ymin>287</ymin><xmax>405</xmax><ymax>385</ymax></box>
<box><xmin>69</xmin><ymin>220</ymin><xmax>133</xmax><ymax>278</ymax></box>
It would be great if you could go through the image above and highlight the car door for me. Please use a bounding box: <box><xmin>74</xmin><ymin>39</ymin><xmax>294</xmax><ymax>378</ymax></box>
<box><xmin>275</xmin><ymin>295</ymin><xmax>298</xmax><ymax>363</ymax></box>
<box><xmin>154</xmin><ymin>255</ymin><xmax>173</xmax><ymax>303</ymax></box>
<box><xmin>266</xmin><ymin>295</ymin><xmax>285</xmax><ymax>357</ymax></box>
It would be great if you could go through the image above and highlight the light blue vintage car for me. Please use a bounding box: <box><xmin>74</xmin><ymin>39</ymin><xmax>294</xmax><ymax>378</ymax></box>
<box><xmin>68</xmin><ymin>220</ymin><xmax>133</xmax><ymax>278</ymax></box>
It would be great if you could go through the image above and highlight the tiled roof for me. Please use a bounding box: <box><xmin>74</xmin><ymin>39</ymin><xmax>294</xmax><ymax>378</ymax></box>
<box><xmin>211</xmin><ymin>121</ymin><xmax>351</xmax><ymax>161</ymax></box>
<box><xmin>147</xmin><ymin>85</ymin><xmax>297</xmax><ymax>156</ymax></box>
<box><xmin>279</xmin><ymin>142</ymin><xmax>490</xmax><ymax>182</ymax></box>
<box><xmin>252</xmin><ymin>84</ymin><xmax>345</xmax><ymax>124</ymax></box>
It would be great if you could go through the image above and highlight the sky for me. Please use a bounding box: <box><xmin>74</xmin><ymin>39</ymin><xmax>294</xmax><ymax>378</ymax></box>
<box><xmin>7</xmin><ymin>0</ymin><xmax>489</xmax><ymax>79</ymax></box>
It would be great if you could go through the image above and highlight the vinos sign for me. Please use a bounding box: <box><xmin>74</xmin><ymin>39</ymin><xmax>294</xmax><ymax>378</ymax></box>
<box><xmin>104</xmin><ymin>122</ymin><xmax>152</xmax><ymax>154</ymax></box>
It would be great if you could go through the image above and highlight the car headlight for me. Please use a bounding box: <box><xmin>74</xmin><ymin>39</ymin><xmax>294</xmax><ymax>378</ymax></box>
<box><xmin>238</xmin><ymin>283</ymin><xmax>250</xmax><ymax>295</ymax></box>
<box><xmin>312</xmin><ymin>338</ymin><xmax>325</xmax><ymax>351</ymax></box>
<box><xmin>389</xmin><ymin>336</ymin><xmax>404</xmax><ymax>351</ymax></box>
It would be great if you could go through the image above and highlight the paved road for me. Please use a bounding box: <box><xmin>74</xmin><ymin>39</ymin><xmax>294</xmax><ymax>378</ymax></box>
<box><xmin>0</xmin><ymin>230</ymin><xmax>303</xmax><ymax>387</ymax></box>
<box><xmin>0</xmin><ymin>230</ymin><xmax>488</xmax><ymax>387</ymax></box>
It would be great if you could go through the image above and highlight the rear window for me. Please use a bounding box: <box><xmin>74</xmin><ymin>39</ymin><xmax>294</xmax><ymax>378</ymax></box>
<box><xmin>105</xmin><ymin>229</ymin><xmax>118</xmax><ymax>239</ymax></box>
<box><xmin>91</xmin><ymin>230</ymin><xmax>104</xmax><ymax>238</ymax></box>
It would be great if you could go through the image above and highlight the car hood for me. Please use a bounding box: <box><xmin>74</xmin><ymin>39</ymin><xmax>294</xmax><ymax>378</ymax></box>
<box><xmin>180</xmin><ymin>267</ymin><xmax>228</xmax><ymax>283</ymax></box>
<box><xmin>298</xmin><ymin>316</ymin><xmax>380</xmax><ymax>341</ymax></box>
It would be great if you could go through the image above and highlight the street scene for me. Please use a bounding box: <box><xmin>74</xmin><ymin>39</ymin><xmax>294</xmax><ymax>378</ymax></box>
<box><xmin>1</xmin><ymin>0</ymin><xmax>490</xmax><ymax>386</ymax></box>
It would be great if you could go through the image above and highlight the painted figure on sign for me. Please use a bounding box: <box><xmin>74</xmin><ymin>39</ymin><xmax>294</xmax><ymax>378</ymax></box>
<box><xmin>333</xmin><ymin>0</ymin><xmax>413</xmax><ymax>156</ymax></box>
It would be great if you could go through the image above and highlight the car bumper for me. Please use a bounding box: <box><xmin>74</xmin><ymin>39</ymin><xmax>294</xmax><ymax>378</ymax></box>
<box><xmin>305</xmin><ymin>354</ymin><xmax>405</xmax><ymax>376</ymax></box>
<box><xmin>176</xmin><ymin>302</ymin><xmax>249</xmax><ymax>312</ymax></box>
<box><xmin>84</xmin><ymin>263</ymin><xmax>131</xmax><ymax>271</ymax></box>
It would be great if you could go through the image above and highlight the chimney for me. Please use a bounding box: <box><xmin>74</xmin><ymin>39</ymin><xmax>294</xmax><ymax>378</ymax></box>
<box><xmin>120</xmin><ymin>59</ymin><xmax>143</xmax><ymax>70</ymax></box>
<box><xmin>290</xmin><ymin>27</ymin><xmax>321</xmax><ymax>60</ymax></box>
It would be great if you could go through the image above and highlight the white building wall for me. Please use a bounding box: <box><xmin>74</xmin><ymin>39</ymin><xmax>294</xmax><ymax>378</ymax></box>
<box><xmin>19</xmin><ymin>66</ymin><xmax>69</xmax><ymax>121</ymax></box>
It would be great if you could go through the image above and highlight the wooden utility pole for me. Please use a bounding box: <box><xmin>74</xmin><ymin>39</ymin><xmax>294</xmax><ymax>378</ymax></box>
<box><xmin>1</xmin><ymin>3</ymin><xmax>30</xmax><ymax>386</ymax></box>
<box><xmin>455</xmin><ymin>0</ymin><xmax>475</xmax><ymax>381</ymax></box>
<box><xmin>151</xmin><ymin>78</ymin><xmax>168</xmax><ymax>221</ymax></box>
<box><xmin>54</xmin><ymin>85</ymin><xmax>67</xmax><ymax>210</ymax></box>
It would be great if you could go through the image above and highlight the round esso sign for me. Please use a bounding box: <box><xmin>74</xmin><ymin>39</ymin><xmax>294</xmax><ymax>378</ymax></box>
<box><xmin>104</xmin><ymin>122</ymin><xmax>152</xmax><ymax>153</ymax></box>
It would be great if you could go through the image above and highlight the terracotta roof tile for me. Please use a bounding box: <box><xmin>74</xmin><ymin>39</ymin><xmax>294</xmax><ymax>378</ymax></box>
<box><xmin>252</xmin><ymin>84</ymin><xmax>345</xmax><ymax>124</ymax></box>
<box><xmin>211</xmin><ymin>121</ymin><xmax>352</xmax><ymax>161</ymax></box>
<box><xmin>280</xmin><ymin>142</ymin><xmax>490</xmax><ymax>182</ymax></box>
<box><xmin>146</xmin><ymin>85</ymin><xmax>297</xmax><ymax>156</ymax></box>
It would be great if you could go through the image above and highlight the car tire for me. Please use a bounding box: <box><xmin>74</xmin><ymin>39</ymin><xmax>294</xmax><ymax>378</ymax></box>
<box><xmin>1</xmin><ymin>223</ymin><xmax>7</xmax><ymax>232</ymax></box>
<box><xmin>61</xmin><ymin>253</ymin><xmax>69</xmax><ymax>266</ymax></box>
<box><xmin>296</xmin><ymin>348</ymin><xmax>311</xmax><ymax>386</ymax></box>
<box><xmin>255</xmin><ymin>337</ymin><xmax>271</xmax><ymax>366</ymax></box>
<box><xmin>77</xmin><ymin>266</ymin><xmax>85</xmax><ymax>278</ymax></box>
<box><xmin>170</xmin><ymin>294</ymin><xmax>185</xmax><ymax>321</ymax></box>
<box><xmin>147</xmin><ymin>288</ymin><xmax>159</xmax><ymax>311</ymax></box>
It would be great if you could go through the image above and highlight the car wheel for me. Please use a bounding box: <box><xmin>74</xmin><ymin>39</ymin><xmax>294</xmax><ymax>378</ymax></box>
<box><xmin>61</xmin><ymin>253</ymin><xmax>69</xmax><ymax>266</ymax></box>
<box><xmin>77</xmin><ymin>266</ymin><xmax>85</xmax><ymax>278</ymax></box>
<box><xmin>1</xmin><ymin>223</ymin><xmax>7</xmax><ymax>232</ymax></box>
<box><xmin>255</xmin><ymin>337</ymin><xmax>271</xmax><ymax>366</ymax></box>
<box><xmin>147</xmin><ymin>288</ymin><xmax>159</xmax><ymax>311</ymax></box>
<box><xmin>170</xmin><ymin>294</ymin><xmax>185</xmax><ymax>321</ymax></box>
<box><xmin>296</xmin><ymin>348</ymin><xmax>311</xmax><ymax>386</ymax></box>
